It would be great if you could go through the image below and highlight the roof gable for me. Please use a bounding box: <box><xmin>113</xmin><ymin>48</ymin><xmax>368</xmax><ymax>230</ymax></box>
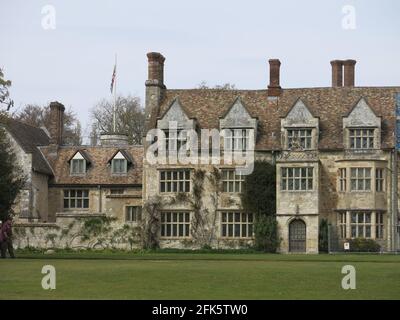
<box><xmin>157</xmin><ymin>98</ymin><xmax>196</xmax><ymax>130</ymax></box>
<box><xmin>344</xmin><ymin>97</ymin><xmax>380</xmax><ymax>127</ymax></box>
<box><xmin>281</xmin><ymin>99</ymin><xmax>318</xmax><ymax>128</ymax></box>
<box><xmin>285</xmin><ymin>99</ymin><xmax>315</xmax><ymax>121</ymax></box>
<box><xmin>108</xmin><ymin>149</ymin><xmax>134</xmax><ymax>164</ymax></box>
<box><xmin>0</xmin><ymin>118</ymin><xmax>52</xmax><ymax>175</ymax></box>
<box><xmin>68</xmin><ymin>150</ymin><xmax>92</xmax><ymax>164</ymax></box>
<box><xmin>219</xmin><ymin>97</ymin><xmax>257</xmax><ymax>129</ymax></box>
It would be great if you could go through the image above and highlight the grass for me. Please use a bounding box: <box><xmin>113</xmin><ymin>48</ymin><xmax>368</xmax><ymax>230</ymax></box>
<box><xmin>1</xmin><ymin>251</ymin><xmax>399</xmax><ymax>299</ymax></box>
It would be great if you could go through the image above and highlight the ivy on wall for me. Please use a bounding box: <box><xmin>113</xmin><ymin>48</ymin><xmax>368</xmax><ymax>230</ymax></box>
<box><xmin>142</xmin><ymin>167</ymin><xmax>223</xmax><ymax>249</ymax></box>
<box><xmin>241</xmin><ymin>160</ymin><xmax>280</xmax><ymax>252</ymax></box>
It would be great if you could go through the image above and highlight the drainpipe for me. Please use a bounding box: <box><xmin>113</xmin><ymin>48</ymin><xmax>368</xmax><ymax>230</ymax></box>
<box><xmin>392</xmin><ymin>150</ymin><xmax>398</xmax><ymax>252</ymax></box>
<box><xmin>98</xmin><ymin>185</ymin><xmax>102</xmax><ymax>213</ymax></box>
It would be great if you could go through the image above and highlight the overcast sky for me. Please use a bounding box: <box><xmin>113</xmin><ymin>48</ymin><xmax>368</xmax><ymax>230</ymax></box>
<box><xmin>1</xmin><ymin>0</ymin><xmax>399</xmax><ymax>140</ymax></box>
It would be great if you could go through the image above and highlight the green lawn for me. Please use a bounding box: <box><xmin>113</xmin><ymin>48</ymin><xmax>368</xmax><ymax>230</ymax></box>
<box><xmin>1</xmin><ymin>252</ymin><xmax>399</xmax><ymax>299</ymax></box>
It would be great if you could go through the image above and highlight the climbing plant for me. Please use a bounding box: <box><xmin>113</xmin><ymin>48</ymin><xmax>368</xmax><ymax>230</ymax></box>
<box><xmin>241</xmin><ymin>160</ymin><xmax>280</xmax><ymax>252</ymax></box>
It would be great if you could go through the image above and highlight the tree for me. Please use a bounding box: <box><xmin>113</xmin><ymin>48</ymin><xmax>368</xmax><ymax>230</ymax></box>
<box><xmin>90</xmin><ymin>95</ymin><xmax>144</xmax><ymax>145</ymax></box>
<box><xmin>0</xmin><ymin>117</ymin><xmax>26</xmax><ymax>220</ymax></box>
<box><xmin>197</xmin><ymin>81</ymin><xmax>236</xmax><ymax>90</ymax></box>
<box><xmin>241</xmin><ymin>160</ymin><xmax>280</xmax><ymax>252</ymax></box>
<box><xmin>13</xmin><ymin>104</ymin><xmax>82</xmax><ymax>145</ymax></box>
<box><xmin>319</xmin><ymin>218</ymin><xmax>329</xmax><ymax>253</ymax></box>
<box><xmin>0</xmin><ymin>68</ymin><xmax>14</xmax><ymax>111</ymax></box>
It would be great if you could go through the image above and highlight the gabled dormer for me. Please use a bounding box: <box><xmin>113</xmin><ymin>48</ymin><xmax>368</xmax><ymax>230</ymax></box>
<box><xmin>108</xmin><ymin>150</ymin><xmax>133</xmax><ymax>175</ymax></box>
<box><xmin>219</xmin><ymin>97</ymin><xmax>257</xmax><ymax>152</ymax></box>
<box><xmin>69</xmin><ymin>150</ymin><xmax>91</xmax><ymax>175</ymax></box>
<box><xmin>281</xmin><ymin>99</ymin><xmax>319</xmax><ymax>150</ymax></box>
<box><xmin>156</xmin><ymin>98</ymin><xmax>197</xmax><ymax>153</ymax></box>
<box><xmin>343</xmin><ymin>98</ymin><xmax>381</xmax><ymax>150</ymax></box>
<box><xmin>157</xmin><ymin>98</ymin><xmax>196</xmax><ymax>131</ymax></box>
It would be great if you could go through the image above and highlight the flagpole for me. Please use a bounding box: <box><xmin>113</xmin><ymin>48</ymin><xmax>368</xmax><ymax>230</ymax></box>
<box><xmin>113</xmin><ymin>53</ymin><xmax>117</xmax><ymax>133</ymax></box>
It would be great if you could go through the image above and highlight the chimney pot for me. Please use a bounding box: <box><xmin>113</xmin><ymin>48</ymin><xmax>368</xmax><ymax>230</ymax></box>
<box><xmin>146</xmin><ymin>52</ymin><xmax>166</xmax><ymax>88</ymax></box>
<box><xmin>330</xmin><ymin>60</ymin><xmax>343</xmax><ymax>87</ymax></box>
<box><xmin>49</xmin><ymin>101</ymin><xmax>65</xmax><ymax>145</ymax></box>
<box><xmin>343</xmin><ymin>59</ymin><xmax>356</xmax><ymax>87</ymax></box>
<box><xmin>268</xmin><ymin>59</ymin><xmax>282</xmax><ymax>97</ymax></box>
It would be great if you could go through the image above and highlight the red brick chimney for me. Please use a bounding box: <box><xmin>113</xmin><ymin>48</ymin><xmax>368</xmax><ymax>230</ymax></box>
<box><xmin>146</xmin><ymin>52</ymin><xmax>166</xmax><ymax>88</ymax></box>
<box><xmin>268</xmin><ymin>59</ymin><xmax>282</xmax><ymax>97</ymax></box>
<box><xmin>49</xmin><ymin>101</ymin><xmax>65</xmax><ymax>145</ymax></box>
<box><xmin>343</xmin><ymin>59</ymin><xmax>356</xmax><ymax>87</ymax></box>
<box><xmin>330</xmin><ymin>60</ymin><xmax>343</xmax><ymax>87</ymax></box>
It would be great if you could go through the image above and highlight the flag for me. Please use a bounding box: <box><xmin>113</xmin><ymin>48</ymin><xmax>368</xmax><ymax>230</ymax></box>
<box><xmin>110</xmin><ymin>64</ymin><xmax>116</xmax><ymax>93</ymax></box>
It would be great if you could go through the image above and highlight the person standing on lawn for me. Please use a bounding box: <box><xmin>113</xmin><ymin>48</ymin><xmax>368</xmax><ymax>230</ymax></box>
<box><xmin>0</xmin><ymin>216</ymin><xmax>15</xmax><ymax>259</ymax></box>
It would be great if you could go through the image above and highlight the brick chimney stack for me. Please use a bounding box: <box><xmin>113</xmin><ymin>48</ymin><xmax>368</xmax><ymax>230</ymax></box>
<box><xmin>49</xmin><ymin>101</ymin><xmax>65</xmax><ymax>145</ymax></box>
<box><xmin>268</xmin><ymin>59</ymin><xmax>282</xmax><ymax>97</ymax></box>
<box><xmin>330</xmin><ymin>60</ymin><xmax>343</xmax><ymax>87</ymax></box>
<box><xmin>144</xmin><ymin>52</ymin><xmax>166</xmax><ymax>136</ymax></box>
<box><xmin>146</xmin><ymin>52</ymin><xmax>166</xmax><ymax>88</ymax></box>
<box><xmin>343</xmin><ymin>59</ymin><xmax>356</xmax><ymax>87</ymax></box>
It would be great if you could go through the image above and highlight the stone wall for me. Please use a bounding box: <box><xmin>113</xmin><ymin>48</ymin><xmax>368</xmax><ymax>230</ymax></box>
<box><xmin>13</xmin><ymin>213</ymin><xmax>142</xmax><ymax>250</ymax></box>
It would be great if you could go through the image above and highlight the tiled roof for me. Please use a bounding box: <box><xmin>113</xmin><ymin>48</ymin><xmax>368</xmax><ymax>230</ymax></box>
<box><xmin>40</xmin><ymin>145</ymin><xmax>143</xmax><ymax>186</ymax></box>
<box><xmin>156</xmin><ymin>87</ymin><xmax>400</xmax><ymax>150</ymax></box>
<box><xmin>1</xmin><ymin>118</ymin><xmax>53</xmax><ymax>175</ymax></box>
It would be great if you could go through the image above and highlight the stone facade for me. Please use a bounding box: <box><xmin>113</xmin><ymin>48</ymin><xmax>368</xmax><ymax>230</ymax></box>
<box><xmin>5</xmin><ymin>53</ymin><xmax>400</xmax><ymax>253</ymax></box>
<box><xmin>142</xmin><ymin>53</ymin><xmax>400</xmax><ymax>254</ymax></box>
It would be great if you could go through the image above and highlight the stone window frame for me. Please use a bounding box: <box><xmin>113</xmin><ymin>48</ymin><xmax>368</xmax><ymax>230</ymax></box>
<box><xmin>221</xmin><ymin>169</ymin><xmax>244</xmax><ymax>193</ymax></box>
<box><xmin>162</xmin><ymin>129</ymin><xmax>188</xmax><ymax>155</ymax></box>
<box><xmin>286</xmin><ymin>128</ymin><xmax>313</xmax><ymax>150</ymax></box>
<box><xmin>280</xmin><ymin>167</ymin><xmax>314</xmax><ymax>192</ymax></box>
<box><xmin>111</xmin><ymin>158</ymin><xmax>128</xmax><ymax>175</ymax></box>
<box><xmin>350</xmin><ymin>212</ymin><xmax>372</xmax><ymax>238</ymax></box>
<box><xmin>336</xmin><ymin>164</ymin><xmax>386</xmax><ymax>194</ymax></box>
<box><xmin>375</xmin><ymin>168</ymin><xmax>385</xmax><ymax>192</ymax></box>
<box><xmin>350</xmin><ymin>167</ymin><xmax>372</xmax><ymax>192</ymax></box>
<box><xmin>70</xmin><ymin>158</ymin><xmax>86</xmax><ymax>175</ymax></box>
<box><xmin>349</xmin><ymin>128</ymin><xmax>375</xmax><ymax>150</ymax></box>
<box><xmin>338</xmin><ymin>212</ymin><xmax>347</xmax><ymax>239</ymax></box>
<box><xmin>223</xmin><ymin>128</ymin><xmax>251</xmax><ymax>153</ymax></box>
<box><xmin>125</xmin><ymin>206</ymin><xmax>142</xmax><ymax>222</ymax></box>
<box><xmin>338</xmin><ymin>168</ymin><xmax>347</xmax><ymax>192</ymax></box>
<box><xmin>376</xmin><ymin>212</ymin><xmax>385</xmax><ymax>239</ymax></box>
<box><xmin>160</xmin><ymin>211</ymin><xmax>191</xmax><ymax>239</ymax></box>
<box><xmin>219</xmin><ymin>211</ymin><xmax>254</xmax><ymax>239</ymax></box>
<box><xmin>338</xmin><ymin>210</ymin><xmax>385</xmax><ymax>239</ymax></box>
<box><xmin>63</xmin><ymin>189</ymin><xmax>89</xmax><ymax>210</ymax></box>
<box><xmin>159</xmin><ymin>169</ymin><xmax>191</xmax><ymax>193</ymax></box>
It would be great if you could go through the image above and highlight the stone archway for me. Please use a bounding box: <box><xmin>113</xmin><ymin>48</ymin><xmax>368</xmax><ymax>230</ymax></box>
<box><xmin>289</xmin><ymin>219</ymin><xmax>306</xmax><ymax>252</ymax></box>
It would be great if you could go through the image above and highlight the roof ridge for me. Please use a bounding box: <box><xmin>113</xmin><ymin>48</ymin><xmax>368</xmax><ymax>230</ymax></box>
<box><xmin>8</xmin><ymin>117</ymin><xmax>47</xmax><ymax>131</ymax></box>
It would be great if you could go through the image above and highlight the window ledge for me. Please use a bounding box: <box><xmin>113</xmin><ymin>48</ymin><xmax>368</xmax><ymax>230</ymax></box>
<box><xmin>106</xmin><ymin>194</ymin><xmax>142</xmax><ymax>199</ymax></box>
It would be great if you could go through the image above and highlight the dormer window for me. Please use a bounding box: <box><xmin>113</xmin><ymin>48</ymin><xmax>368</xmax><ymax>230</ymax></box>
<box><xmin>224</xmin><ymin>129</ymin><xmax>250</xmax><ymax>152</ymax></box>
<box><xmin>219</xmin><ymin>98</ymin><xmax>257</xmax><ymax>153</ymax></box>
<box><xmin>163</xmin><ymin>129</ymin><xmax>187</xmax><ymax>153</ymax></box>
<box><xmin>69</xmin><ymin>151</ymin><xmax>90</xmax><ymax>175</ymax></box>
<box><xmin>349</xmin><ymin>128</ymin><xmax>374</xmax><ymax>149</ymax></box>
<box><xmin>112</xmin><ymin>158</ymin><xmax>127</xmax><ymax>174</ymax></box>
<box><xmin>108</xmin><ymin>150</ymin><xmax>133</xmax><ymax>175</ymax></box>
<box><xmin>288</xmin><ymin>129</ymin><xmax>312</xmax><ymax>150</ymax></box>
<box><xmin>71</xmin><ymin>159</ymin><xmax>86</xmax><ymax>174</ymax></box>
<box><xmin>343</xmin><ymin>98</ymin><xmax>381</xmax><ymax>150</ymax></box>
<box><xmin>281</xmin><ymin>99</ymin><xmax>319</xmax><ymax>151</ymax></box>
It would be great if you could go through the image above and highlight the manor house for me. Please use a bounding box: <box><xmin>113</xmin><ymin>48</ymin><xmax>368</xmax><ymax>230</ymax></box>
<box><xmin>3</xmin><ymin>53</ymin><xmax>400</xmax><ymax>253</ymax></box>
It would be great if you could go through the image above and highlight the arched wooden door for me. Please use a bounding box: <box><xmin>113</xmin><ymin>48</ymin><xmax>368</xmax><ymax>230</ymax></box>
<box><xmin>289</xmin><ymin>219</ymin><xmax>306</xmax><ymax>252</ymax></box>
